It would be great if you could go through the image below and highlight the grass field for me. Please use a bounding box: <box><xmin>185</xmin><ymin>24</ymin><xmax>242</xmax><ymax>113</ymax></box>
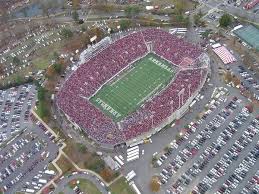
<box><xmin>77</xmin><ymin>178</ymin><xmax>102</xmax><ymax>194</ymax></box>
<box><xmin>109</xmin><ymin>177</ymin><xmax>135</xmax><ymax>194</ymax></box>
<box><xmin>90</xmin><ymin>53</ymin><xmax>176</xmax><ymax>122</ymax></box>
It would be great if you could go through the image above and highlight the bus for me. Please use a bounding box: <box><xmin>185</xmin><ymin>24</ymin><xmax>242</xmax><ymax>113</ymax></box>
<box><xmin>127</xmin><ymin>146</ymin><xmax>139</xmax><ymax>153</ymax></box>
<box><xmin>127</xmin><ymin>155</ymin><xmax>139</xmax><ymax>162</ymax></box>
<box><xmin>127</xmin><ymin>150</ymin><xmax>139</xmax><ymax>158</ymax></box>
<box><xmin>127</xmin><ymin>148</ymin><xmax>139</xmax><ymax>156</ymax></box>
<box><xmin>114</xmin><ymin>156</ymin><xmax>124</xmax><ymax>166</ymax></box>
<box><xmin>129</xmin><ymin>181</ymin><xmax>141</xmax><ymax>194</ymax></box>
<box><xmin>126</xmin><ymin>170</ymin><xmax>136</xmax><ymax>182</ymax></box>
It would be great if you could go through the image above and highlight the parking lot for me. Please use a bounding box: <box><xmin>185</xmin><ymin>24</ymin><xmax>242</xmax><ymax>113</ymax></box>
<box><xmin>152</xmin><ymin>93</ymin><xmax>259</xmax><ymax>194</ymax></box>
<box><xmin>230</xmin><ymin>64</ymin><xmax>259</xmax><ymax>100</ymax></box>
<box><xmin>0</xmin><ymin>84</ymin><xmax>36</xmax><ymax>144</ymax></box>
<box><xmin>0</xmin><ymin>83</ymin><xmax>60</xmax><ymax>194</ymax></box>
<box><xmin>0</xmin><ymin>122</ymin><xmax>59</xmax><ymax>194</ymax></box>
<box><xmin>0</xmin><ymin>27</ymin><xmax>64</xmax><ymax>79</ymax></box>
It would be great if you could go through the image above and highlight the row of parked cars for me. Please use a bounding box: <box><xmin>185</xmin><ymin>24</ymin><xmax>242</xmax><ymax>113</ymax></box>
<box><xmin>0</xmin><ymin>85</ymin><xmax>36</xmax><ymax>143</ymax></box>
<box><xmin>0</xmin><ymin>132</ymin><xmax>35</xmax><ymax>165</ymax></box>
<box><xmin>216</xmin><ymin>143</ymin><xmax>259</xmax><ymax>194</ymax></box>
<box><xmin>155</xmin><ymin>93</ymin><xmax>229</xmax><ymax>168</ymax></box>
<box><xmin>20</xmin><ymin>167</ymin><xmax>56</xmax><ymax>193</ymax></box>
<box><xmin>164</xmin><ymin>98</ymin><xmax>245</xmax><ymax>194</ymax></box>
<box><xmin>1</xmin><ymin>134</ymin><xmax>47</xmax><ymax>192</ymax></box>
<box><xmin>238</xmin><ymin>65</ymin><xmax>259</xmax><ymax>100</ymax></box>
<box><xmin>192</xmin><ymin>116</ymin><xmax>258</xmax><ymax>194</ymax></box>
<box><xmin>240</xmin><ymin>170</ymin><xmax>259</xmax><ymax>194</ymax></box>
<box><xmin>155</xmin><ymin>88</ymin><xmax>230</xmax><ymax>167</ymax></box>
<box><xmin>157</xmin><ymin>94</ymin><xmax>229</xmax><ymax>180</ymax></box>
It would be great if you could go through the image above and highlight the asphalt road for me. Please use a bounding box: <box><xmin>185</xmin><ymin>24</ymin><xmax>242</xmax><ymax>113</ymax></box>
<box><xmin>53</xmin><ymin>172</ymin><xmax>109</xmax><ymax>194</ymax></box>
<box><xmin>200</xmin><ymin>0</ymin><xmax>259</xmax><ymax>24</ymax></box>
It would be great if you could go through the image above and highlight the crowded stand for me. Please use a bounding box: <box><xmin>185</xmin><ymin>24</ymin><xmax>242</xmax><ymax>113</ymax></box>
<box><xmin>141</xmin><ymin>28</ymin><xmax>203</xmax><ymax>66</ymax></box>
<box><xmin>121</xmin><ymin>68</ymin><xmax>207</xmax><ymax>140</ymax></box>
<box><xmin>56</xmin><ymin>29</ymin><xmax>208</xmax><ymax>146</ymax></box>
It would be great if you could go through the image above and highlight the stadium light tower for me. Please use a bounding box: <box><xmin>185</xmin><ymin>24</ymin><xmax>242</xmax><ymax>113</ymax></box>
<box><xmin>200</xmin><ymin>69</ymin><xmax>203</xmax><ymax>85</ymax></box>
<box><xmin>178</xmin><ymin>88</ymin><xmax>185</xmax><ymax>109</ymax></box>
<box><xmin>170</xmin><ymin>100</ymin><xmax>174</xmax><ymax>113</ymax></box>
<box><xmin>188</xmin><ymin>84</ymin><xmax>191</xmax><ymax>98</ymax></box>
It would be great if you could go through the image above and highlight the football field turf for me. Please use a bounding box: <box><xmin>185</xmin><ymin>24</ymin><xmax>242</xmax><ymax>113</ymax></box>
<box><xmin>90</xmin><ymin>53</ymin><xmax>176</xmax><ymax>122</ymax></box>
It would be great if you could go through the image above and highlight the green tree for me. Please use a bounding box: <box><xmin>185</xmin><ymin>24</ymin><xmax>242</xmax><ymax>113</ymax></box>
<box><xmin>76</xmin><ymin>143</ymin><xmax>87</xmax><ymax>153</ymax></box>
<box><xmin>61</xmin><ymin>28</ymin><xmax>73</xmax><ymax>39</ymax></box>
<box><xmin>125</xmin><ymin>5</ymin><xmax>141</xmax><ymax>18</ymax></box>
<box><xmin>81</xmin><ymin>25</ymin><xmax>86</xmax><ymax>32</ymax></box>
<box><xmin>87</xmin><ymin>158</ymin><xmax>105</xmax><ymax>173</ymax></box>
<box><xmin>72</xmin><ymin>10</ymin><xmax>79</xmax><ymax>21</ymax></box>
<box><xmin>13</xmin><ymin>56</ymin><xmax>21</xmax><ymax>66</ymax></box>
<box><xmin>53</xmin><ymin>63</ymin><xmax>62</xmax><ymax>74</ymax></box>
<box><xmin>201</xmin><ymin>30</ymin><xmax>211</xmax><ymax>38</ymax></box>
<box><xmin>15</xmin><ymin>75</ymin><xmax>23</xmax><ymax>84</ymax></box>
<box><xmin>37</xmin><ymin>86</ymin><xmax>46</xmax><ymax>101</ymax></box>
<box><xmin>52</xmin><ymin>51</ymin><xmax>59</xmax><ymax>61</ymax></box>
<box><xmin>38</xmin><ymin>101</ymin><xmax>48</xmax><ymax>118</ymax></box>
<box><xmin>119</xmin><ymin>19</ymin><xmax>132</xmax><ymax>30</ymax></box>
<box><xmin>219</xmin><ymin>13</ymin><xmax>232</xmax><ymax>27</ymax></box>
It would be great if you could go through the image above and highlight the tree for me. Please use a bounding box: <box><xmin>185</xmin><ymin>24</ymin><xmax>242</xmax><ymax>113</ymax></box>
<box><xmin>46</xmin><ymin>66</ymin><xmax>55</xmax><ymax>78</ymax></box>
<box><xmin>15</xmin><ymin>75</ymin><xmax>23</xmax><ymax>84</ymax></box>
<box><xmin>100</xmin><ymin>168</ymin><xmax>113</xmax><ymax>182</ymax></box>
<box><xmin>76</xmin><ymin>143</ymin><xmax>87</xmax><ymax>153</ymax></box>
<box><xmin>72</xmin><ymin>10</ymin><xmax>79</xmax><ymax>21</ymax></box>
<box><xmin>232</xmin><ymin>76</ymin><xmax>241</xmax><ymax>86</ymax></box>
<box><xmin>164</xmin><ymin>146</ymin><xmax>171</xmax><ymax>153</ymax></box>
<box><xmin>224</xmin><ymin>71</ymin><xmax>232</xmax><ymax>83</ymax></box>
<box><xmin>119</xmin><ymin>20</ymin><xmax>132</xmax><ymax>30</ymax></box>
<box><xmin>38</xmin><ymin>101</ymin><xmax>48</xmax><ymax>118</ymax></box>
<box><xmin>87</xmin><ymin>158</ymin><xmax>105</xmax><ymax>173</ymax></box>
<box><xmin>52</xmin><ymin>51</ymin><xmax>59</xmax><ymax>61</ymax></box>
<box><xmin>38</xmin><ymin>86</ymin><xmax>46</xmax><ymax>101</ymax></box>
<box><xmin>13</xmin><ymin>56</ymin><xmax>21</xmax><ymax>66</ymax></box>
<box><xmin>219</xmin><ymin>13</ymin><xmax>232</xmax><ymax>27</ymax></box>
<box><xmin>150</xmin><ymin>176</ymin><xmax>160</xmax><ymax>192</ymax></box>
<box><xmin>53</xmin><ymin>63</ymin><xmax>62</xmax><ymax>74</ymax></box>
<box><xmin>201</xmin><ymin>30</ymin><xmax>211</xmax><ymax>38</ymax></box>
<box><xmin>0</xmin><ymin>64</ymin><xmax>4</xmax><ymax>75</ymax></box>
<box><xmin>61</xmin><ymin>28</ymin><xmax>73</xmax><ymax>39</ymax></box>
<box><xmin>125</xmin><ymin>5</ymin><xmax>141</xmax><ymax>18</ymax></box>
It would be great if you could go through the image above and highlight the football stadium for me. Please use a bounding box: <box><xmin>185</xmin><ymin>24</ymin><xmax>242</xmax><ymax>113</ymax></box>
<box><xmin>56</xmin><ymin>28</ymin><xmax>210</xmax><ymax>148</ymax></box>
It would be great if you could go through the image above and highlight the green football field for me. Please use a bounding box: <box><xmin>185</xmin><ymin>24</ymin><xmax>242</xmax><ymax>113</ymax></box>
<box><xmin>90</xmin><ymin>53</ymin><xmax>176</xmax><ymax>122</ymax></box>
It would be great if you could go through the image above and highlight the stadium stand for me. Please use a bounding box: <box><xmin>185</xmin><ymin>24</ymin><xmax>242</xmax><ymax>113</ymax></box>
<box><xmin>56</xmin><ymin>28</ymin><xmax>209</xmax><ymax>146</ymax></box>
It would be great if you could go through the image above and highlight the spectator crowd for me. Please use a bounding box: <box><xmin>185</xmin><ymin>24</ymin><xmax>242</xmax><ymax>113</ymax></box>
<box><xmin>56</xmin><ymin>29</ymin><xmax>208</xmax><ymax>146</ymax></box>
